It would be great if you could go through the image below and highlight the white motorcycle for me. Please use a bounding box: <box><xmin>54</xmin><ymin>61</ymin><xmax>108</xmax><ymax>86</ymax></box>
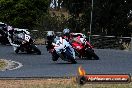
<box><xmin>49</xmin><ymin>36</ymin><xmax>77</xmax><ymax>64</ymax></box>
<box><xmin>8</xmin><ymin>30</ymin><xmax>41</xmax><ymax>55</ymax></box>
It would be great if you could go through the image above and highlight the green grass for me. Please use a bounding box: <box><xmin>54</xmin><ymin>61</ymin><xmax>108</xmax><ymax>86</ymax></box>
<box><xmin>0</xmin><ymin>59</ymin><xmax>7</xmax><ymax>70</ymax></box>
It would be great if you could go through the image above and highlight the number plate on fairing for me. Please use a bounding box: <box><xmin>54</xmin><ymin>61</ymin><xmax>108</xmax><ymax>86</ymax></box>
<box><xmin>25</xmin><ymin>34</ymin><xmax>31</xmax><ymax>42</ymax></box>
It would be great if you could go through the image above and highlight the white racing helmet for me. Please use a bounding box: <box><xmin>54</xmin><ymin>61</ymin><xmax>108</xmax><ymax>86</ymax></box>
<box><xmin>47</xmin><ymin>31</ymin><xmax>55</xmax><ymax>36</ymax></box>
<box><xmin>17</xmin><ymin>33</ymin><xmax>25</xmax><ymax>39</ymax></box>
<box><xmin>63</xmin><ymin>28</ymin><xmax>70</xmax><ymax>34</ymax></box>
<box><xmin>46</xmin><ymin>31</ymin><xmax>55</xmax><ymax>40</ymax></box>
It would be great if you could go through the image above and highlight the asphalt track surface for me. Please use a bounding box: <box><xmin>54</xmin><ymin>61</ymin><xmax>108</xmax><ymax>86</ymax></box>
<box><xmin>0</xmin><ymin>45</ymin><xmax>132</xmax><ymax>77</ymax></box>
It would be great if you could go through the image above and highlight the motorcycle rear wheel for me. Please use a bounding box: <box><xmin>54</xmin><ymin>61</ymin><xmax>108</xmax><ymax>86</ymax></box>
<box><xmin>86</xmin><ymin>48</ymin><xmax>99</xmax><ymax>60</ymax></box>
<box><xmin>30</xmin><ymin>45</ymin><xmax>41</xmax><ymax>55</ymax></box>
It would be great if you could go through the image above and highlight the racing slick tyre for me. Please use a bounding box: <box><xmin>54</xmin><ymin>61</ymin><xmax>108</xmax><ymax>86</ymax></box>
<box><xmin>65</xmin><ymin>49</ymin><xmax>77</xmax><ymax>64</ymax></box>
<box><xmin>70</xmin><ymin>58</ymin><xmax>77</xmax><ymax>64</ymax></box>
<box><xmin>31</xmin><ymin>45</ymin><xmax>41</xmax><ymax>55</ymax></box>
<box><xmin>86</xmin><ymin>48</ymin><xmax>99</xmax><ymax>60</ymax></box>
<box><xmin>92</xmin><ymin>53</ymin><xmax>99</xmax><ymax>60</ymax></box>
<box><xmin>52</xmin><ymin>51</ymin><xmax>59</xmax><ymax>61</ymax></box>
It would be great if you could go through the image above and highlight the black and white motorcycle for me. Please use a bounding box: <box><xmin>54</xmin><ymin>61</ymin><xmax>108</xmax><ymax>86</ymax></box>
<box><xmin>49</xmin><ymin>36</ymin><xmax>77</xmax><ymax>64</ymax></box>
<box><xmin>0</xmin><ymin>22</ymin><xmax>10</xmax><ymax>45</ymax></box>
<box><xmin>8</xmin><ymin>29</ymin><xmax>41</xmax><ymax>55</ymax></box>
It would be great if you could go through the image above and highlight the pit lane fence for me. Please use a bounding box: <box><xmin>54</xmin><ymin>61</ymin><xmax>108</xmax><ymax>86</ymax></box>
<box><xmin>89</xmin><ymin>35</ymin><xmax>131</xmax><ymax>50</ymax></box>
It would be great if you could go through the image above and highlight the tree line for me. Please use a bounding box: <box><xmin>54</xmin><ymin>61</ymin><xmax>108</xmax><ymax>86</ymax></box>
<box><xmin>0</xmin><ymin>0</ymin><xmax>132</xmax><ymax>36</ymax></box>
<box><xmin>0</xmin><ymin>0</ymin><xmax>49</xmax><ymax>29</ymax></box>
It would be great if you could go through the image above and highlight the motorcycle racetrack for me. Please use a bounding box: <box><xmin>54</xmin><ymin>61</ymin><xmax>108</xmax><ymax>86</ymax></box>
<box><xmin>0</xmin><ymin>45</ymin><xmax>132</xmax><ymax>77</ymax></box>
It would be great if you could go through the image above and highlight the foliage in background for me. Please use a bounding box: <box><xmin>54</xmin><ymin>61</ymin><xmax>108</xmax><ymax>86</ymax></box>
<box><xmin>0</xmin><ymin>0</ymin><xmax>50</xmax><ymax>29</ymax></box>
<box><xmin>56</xmin><ymin>0</ymin><xmax>132</xmax><ymax>36</ymax></box>
<box><xmin>92</xmin><ymin>0</ymin><xmax>132</xmax><ymax>36</ymax></box>
<box><xmin>34</xmin><ymin>13</ymin><xmax>67</xmax><ymax>31</ymax></box>
<box><xmin>0</xmin><ymin>0</ymin><xmax>132</xmax><ymax>36</ymax></box>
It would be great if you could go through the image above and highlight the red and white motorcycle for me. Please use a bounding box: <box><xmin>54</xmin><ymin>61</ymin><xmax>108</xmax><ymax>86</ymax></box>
<box><xmin>70</xmin><ymin>33</ymin><xmax>99</xmax><ymax>60</ymax></box>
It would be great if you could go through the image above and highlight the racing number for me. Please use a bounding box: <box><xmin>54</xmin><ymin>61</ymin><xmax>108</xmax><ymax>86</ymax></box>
<box><xmin>57</xmin><ymin>41</ymin><xmax>62</xmax><ymax>46</ymax></box>
<box><xmin>25</xmin><ymin>35</ymin><xmax>30</xmax><ymax>42</ymax></box>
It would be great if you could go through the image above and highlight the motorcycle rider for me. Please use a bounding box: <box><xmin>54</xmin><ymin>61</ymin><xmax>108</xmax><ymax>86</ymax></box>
<box><xmin>46</xmin><ymin>31</ymin><xmax>59</xmax><ymax>61</ymax></box>
<box><xmin>62</xmin><ymin>28</ymin><xmax>93</xmax><ymax>58</ymax></box>
<box><xmin>62</xmin><ymin>28</ymin><xmax>77</xmax><ymax>59</ymax></box>
<box><xmin>62</xmin><ymin>27</ymin><xmax>72</xmax><ymax>42</ymax></box>
<box><xmin>46</xmin><ymin>31</ymin><xmax>76</xmax><ymax>61</ymax></box>
<box><xmin>46</xmin><ymin>31</ymin><xmax>55</xmax><ymax>51</ymax></box>
<box><xmin>62</xmin><ymin>27</ymin><xmax>85</xmax><ymax>43</ymax></box>
<box><xmin>7</xmin><ymin>25</ymin><xmax>14</xmax><ymax>42</ymax></box>
<box><xmin>8</xmin><ymin>29</ymin><xmax>28</xmax><ymax>53</ymax></box>
<box><xmin>13</xmin><ymin>30</ymin><xmax>25</xmax><ymax>53</ymax></box>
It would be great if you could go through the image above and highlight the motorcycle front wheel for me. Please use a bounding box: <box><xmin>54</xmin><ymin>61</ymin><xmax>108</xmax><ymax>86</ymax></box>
<box><xmin>65</xmin><ymin>49</ymin><xmax>77</xmax><ymax>64</ymax></box>
<box><xmin>52</xmin><ymin>50</ymin><xmax>59</xmax><ymax>61</ymax></box>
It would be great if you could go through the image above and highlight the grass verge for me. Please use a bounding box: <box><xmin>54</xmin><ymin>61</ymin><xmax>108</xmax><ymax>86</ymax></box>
<box><xmin>0</xmin><ymin>59</ymin><xmax>7</xmax><ymax>70</ymax></box>
<box><xmin>0</xmin><ymin>78</ymin><xmax>131</xmax><ymax>88</ymax></box>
